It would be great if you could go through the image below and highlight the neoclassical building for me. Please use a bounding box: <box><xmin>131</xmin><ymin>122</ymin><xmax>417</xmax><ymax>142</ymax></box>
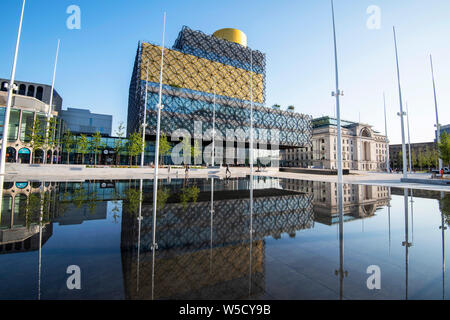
<box><xmin>280</xmin><ymin>178</ymin><xmax>390</xmax><ymax>224</ymax></box>
<box><xmin>282</xmin><ymin>116</ymin><xmax>388</xmax><ymax>171</ymax></box>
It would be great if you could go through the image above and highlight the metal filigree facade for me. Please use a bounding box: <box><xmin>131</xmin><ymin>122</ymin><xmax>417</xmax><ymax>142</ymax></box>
<box><xmin>127</xmin><ymin>26</ymin><xmax>313</xmax><ymax>151</ymax></box>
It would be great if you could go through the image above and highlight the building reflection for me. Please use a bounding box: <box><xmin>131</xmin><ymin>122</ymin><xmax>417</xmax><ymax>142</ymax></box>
<box><xmin>280</xmin><ymin>179</ymin><xmax>390</xmax><ymax>225</ymax></box>
<box><xmin>120</xmin><ymin>176</ymin><xmax>314</xmax><ymax>300</ymax></box>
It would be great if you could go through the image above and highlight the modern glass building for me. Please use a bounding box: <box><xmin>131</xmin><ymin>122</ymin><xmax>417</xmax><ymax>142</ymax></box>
<box><xmin>128</xmin><ymin>26</ymin><xmax>312</xmax><ymax>166</ymax></box>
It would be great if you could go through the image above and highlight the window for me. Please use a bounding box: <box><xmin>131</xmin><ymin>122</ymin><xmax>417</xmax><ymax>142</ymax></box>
<box><xmin>27</xmin><ymin>85</ymin><xmax>35</xmax><ymax>97</ymax></box>
<box><xmin>36</xmin><ymin>86</ymin><xmax>44</xmax><ymax>100</ymax></box>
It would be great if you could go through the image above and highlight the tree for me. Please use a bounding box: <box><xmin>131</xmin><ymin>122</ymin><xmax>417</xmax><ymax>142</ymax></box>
<box><xmin>127</xmin><ymin>130</ymin><xmax>143</xmax><ymax>166</ymax></box>
<box><xmin>438</xmin><ymin>132</ymin><xmax>450</xmax><ymax>166</ymax></box>
<box><xmin>91</xmin><ymin>131</ymin><xmax>103</xmax><ymax>167</ymax></box>
<box><xmin>78</xmin><ymin>134</ymin><xmax>90</xmax><ymax>164</ymax></box>
<box><xmin>26</xmin><ymin>116</ymin><xmax>44</xmax><ymax>164</ymax></box>
<box><xmin>417</xmin><ymin>151</ymin><xmax>426</xmax><ymax>171</ymax></box>
<box><xmin>62</xmin><ymin>129</ymin><xmax>75</xmax><ymax>164</ymax></box>
<box><xmin>114</xmin><ymin>121</ymin><xmax>125</xmax><ymax>165</ymax></box>
<box><xmin>181</xmin><ymin>136</ymin><xmax>191</xmax><ymax>164</ymax></box>
<box><xmin>191</xmin><ymin>139</ymin><xmax>202</xmax><ymax>165</ymax></box>
<box><xmin>45</xmin><ymin>117</ymin><xmax>58</xmax><ymax>164</ymax></box>
<box><xmin>159</xmin><ymin>133</ymin><xmax>171</xmax><ymax>165</ymax></box>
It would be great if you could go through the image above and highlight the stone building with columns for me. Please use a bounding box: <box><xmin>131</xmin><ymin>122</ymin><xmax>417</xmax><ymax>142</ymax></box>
<box><xmin>281</xmin><ymin>116</ymin><xmax>388</xmax><ymax>171</ymax></box>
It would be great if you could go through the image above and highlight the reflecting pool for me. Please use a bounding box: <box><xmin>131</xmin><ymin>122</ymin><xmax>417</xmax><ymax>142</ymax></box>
<box><xmin>0</xmin><ymin>176</ymin><xmax>449</xmax><ymax>300</ymax></box>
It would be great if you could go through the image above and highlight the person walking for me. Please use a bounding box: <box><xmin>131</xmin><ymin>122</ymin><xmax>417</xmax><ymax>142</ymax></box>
<box><xmin>226</xmin><ymin>163</ymin><xmax>231</xmax><ymax>177</ymax></box>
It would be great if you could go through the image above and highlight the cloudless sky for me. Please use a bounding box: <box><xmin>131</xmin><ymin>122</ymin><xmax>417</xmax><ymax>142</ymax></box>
<box><xmin>1</xmin><ymin>0</ymin><xmax>449</xmax><ymax>144</ymax></box>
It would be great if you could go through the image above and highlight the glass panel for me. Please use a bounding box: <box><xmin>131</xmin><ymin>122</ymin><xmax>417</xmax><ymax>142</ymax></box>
<box><xmin>0</xmin><ymin>195</ymin><xmax>12</xmax><ymax>229</ymax></box>
<box><xmin>0</xmin><ymin>108</ymin><xmax>5</xmax><ymax>137</ymax></box>
<box><xmin>7</xmin><ymin>109</ymin><xmax>20</xmax><ymax>141</ymax></box>
<box><xmin>20</xmin><ymin>111</ymin><xmax>34</xmax><ymax>142</ymax></box>
<box><xmin>13</xmin><ymin>195</ymin><xmax>27</xmax><ymax>227</ymax></box>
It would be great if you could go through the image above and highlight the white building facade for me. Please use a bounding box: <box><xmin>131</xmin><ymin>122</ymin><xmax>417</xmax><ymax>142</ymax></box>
<box><xmin>281</xmin><ymin>117</ymin><xmax>388</xmax><ymax>171</ymax></box>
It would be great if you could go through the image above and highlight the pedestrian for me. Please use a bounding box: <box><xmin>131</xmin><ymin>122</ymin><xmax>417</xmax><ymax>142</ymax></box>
<box><xmin>441</xmin><ymin>168</ymin><xmax>444</xmax><ymax>179</ymax></box>
<box><xmin>226</xmin><ymin>163</ymin><xmax>231</xmax><ymax>176</ymax></box>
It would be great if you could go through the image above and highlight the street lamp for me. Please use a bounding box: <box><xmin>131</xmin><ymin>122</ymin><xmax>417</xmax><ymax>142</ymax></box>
<box><xmin>0</xmin><ymin>0</ymin><xmax>26</xmax><ymax>174</ymax></box>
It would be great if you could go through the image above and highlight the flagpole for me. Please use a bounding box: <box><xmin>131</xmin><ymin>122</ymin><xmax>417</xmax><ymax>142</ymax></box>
<box><xmin>0</xmin><ymin>0</ymin><xmax>26</xmax><ymax>174</ymax></box>
<box><xmin>393</xmin><ymin>26</ymin><xmax>408</xmax><ymax>179</ymax></box>
<box><xmin>140</xmin><ymin>63</ymin><xmax>149</xmax><ymax>167</ymax></box>
<box><xmin>430</xmin><ymin>55</ymin><xmax>443</xmax><ymax>171</ymax></box>
<box><xmin>151</xmin><ymin>12</ymin><xmax>166</xmax><ymax>251</ymax></box>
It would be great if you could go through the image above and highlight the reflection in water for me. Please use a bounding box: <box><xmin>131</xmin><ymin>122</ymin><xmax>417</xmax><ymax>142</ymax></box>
<box><xmin>0</xmin><ymin>177</ymin><xmax>449</xmax><ymax>300</ymax></box>
<box><xmin>440</xmin><ymin>191</ymin><xmax>447</xmax><ymax>300</ymax></box>
<box><xmin>120</xmin><ymin>177</ymin><xmax>314</xmax><ymax>299</ymax></box>
<box><xmin>402</xmin><ymin>189</ymin><xmax>411</xmax><ymax>300</ymax></box>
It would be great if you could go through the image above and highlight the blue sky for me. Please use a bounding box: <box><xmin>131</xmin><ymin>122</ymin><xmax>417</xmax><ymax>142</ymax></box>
<box><xmin>1</xmin><ymin>0</ymin><xmax>449</xmax><ymax>144</ymax></box>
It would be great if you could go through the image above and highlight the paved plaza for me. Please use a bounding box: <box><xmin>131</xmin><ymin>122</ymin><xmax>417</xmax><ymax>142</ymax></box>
<box><xmin>4</xmin><ymin>163</ymin><xmax>449</xmax><ymax>192</ymax></box>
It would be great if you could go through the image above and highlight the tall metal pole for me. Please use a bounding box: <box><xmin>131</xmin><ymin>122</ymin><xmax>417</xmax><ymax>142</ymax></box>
<box><xmin>430</xmin><ymin>55</ymin><xmax>443</xmax><ymax>171</ymax></box>
<box><xmin>402</xmin><ymin>188</ymin><xmax>411</xmax><ymax>300</ymax></box>
<box><xmin>47</xmin><ymin>39</ymin><xmax>60</xmax><ymax>119</ymax></box>
<box><xmin>0</xmin><ymin>0</ymin><xmax>26</xmax><ymax>174</ymax></box>
<box><xmin>45</xmin><ymin>39</ymin><xmax>60</xmax><ymax>164</ymax></box>
<box><xmin>384</xmin><ymin>93</ymin><xmax>390</xmax><ymax>173</ymax></box>
<box><xmin>211</xmin><ymin>78</ymin><xmax>216</xmax><ymax>167</ymax></box>
<box><xmin>393</xmin><ymin>27</ymin><xmax>408</xmax><ymax>179</ymax></box>
<box><xmin>140</xmin><ymin>63</ymin><xmax>149</xmax><ymax>167</ymax></box>
<box><xmin>151</xmin><ymin>12</ymin><xmax>166</xmax><ymax>251</ymax></box>
<box><xmin>406</xmin><ymin>102</ymin><xmax>412</xmax><ymax>173</ymax></box>
<box><xmin>136</xmin><ymin>179</ymin><xmax>143</xmax><ymax>292</ymax></box>
<box><xmin>331</xmin><ymin>0</ymin><xmax>343</xmax><ymax>184</ymax></box>
<box><xmin>249</xmin><ymin>51</ymin><xmax>254</xmax><ymax>172</ymax></box>
<box><xmin>210</xmin><ymin>177</ymin><xmax>214</xmax><ymax>274</ymax></box>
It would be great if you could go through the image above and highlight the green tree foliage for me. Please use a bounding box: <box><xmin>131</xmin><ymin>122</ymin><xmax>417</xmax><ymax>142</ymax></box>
<box><xmin>114</xmin><ymin>122</ymin><xmax>125</xmax><ymax>165</ymax></box>
<box><xmin>62</xmin><ymin>129</ymin><xmax>75</xmax><ymax>164</ymax></box>
<box><xmin>157</xmin><ymin>188</ymin><xmax>171</xmax><ymax>211</ymax></box>
<box><xmin>159</xmin><ymin>133</ymin><xmax>171</xmax><ymax>165</ymax></box>
<box><xmin>179</xmin><ymin>186</ymin><xmax>200</xmax><ymax>209</ymax></box>
<box><xmin>438</xmin><ymin>132</ymin><xmax>450</xmax><ymax>166</ymax></box>
<box><xmin>45</xmin><ymin>117</ymin><xmax>58</xmax><ymax>163</ymax></box>
<box><xmin>26</xmin><ymin>116</ymin><xmax>44</xmax><ymax>164</ymax></box>
<box><xmin>440</xmin><ymin>194</ymin><xmax>450</xmax><ymax>227</ymax></box>
<box><xmin>191</xmin><ymin>139</ymin><xmax>202</xmax><ymax>164</ymax></box>
<box><xmin>91</xmin><ymin>131</ymin><xmax>103</xmax><ymax>167</ymax></box>
<box><xmin>127</xmin><ymin>131</ymin><xmax>143</xmax><ymax>165</ymax></box>
<box><xmin>123</xmin><ymin>187</ymin><xmax>140</xmax><ymax>216</ymax></box>
<box><xmin>78</xmin><ymin>134</ymin><xmax>90</xmax><ymax>164</ymax></box>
